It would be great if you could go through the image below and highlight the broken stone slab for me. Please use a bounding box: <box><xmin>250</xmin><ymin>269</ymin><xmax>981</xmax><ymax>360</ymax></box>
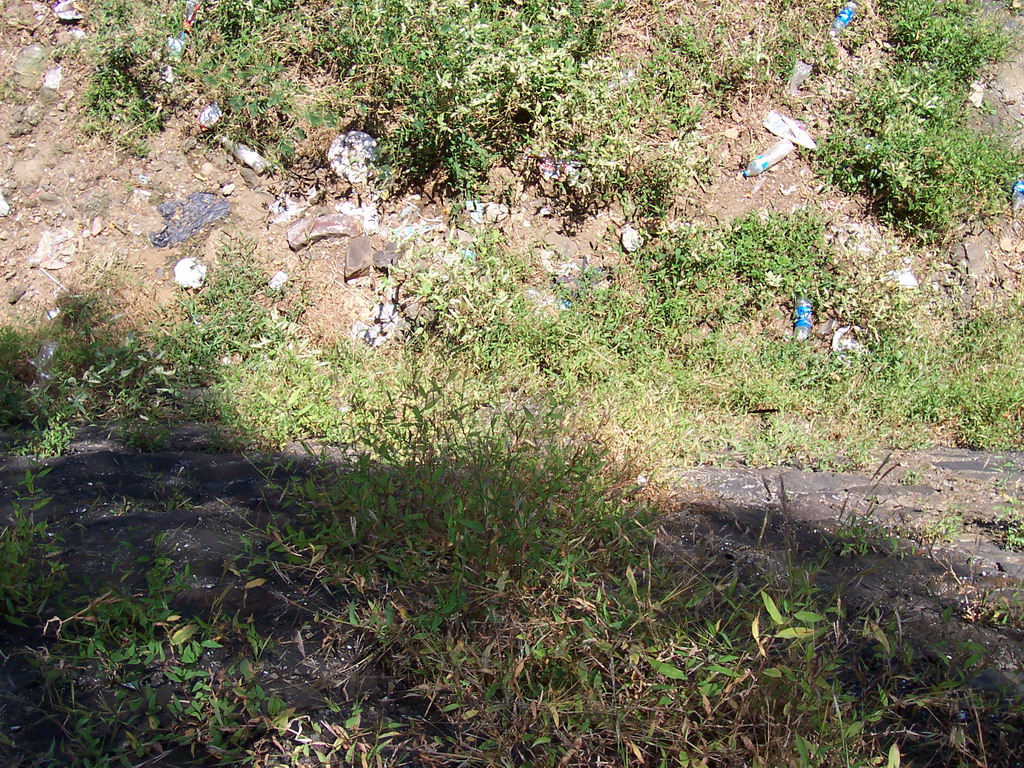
<box><xmin>7</xmin><ymin>284</ymin><xmax>27</xmax><ymax>305</ymax></box>
<box><xmin>346</xmin><ymin>236</ymin><xmax>374</xmax><ymax>279</ymax></box>
<box><xmin>287</xmin><ymin>213</ymin><xmax>361</xmax><ymax>251</ymax></box>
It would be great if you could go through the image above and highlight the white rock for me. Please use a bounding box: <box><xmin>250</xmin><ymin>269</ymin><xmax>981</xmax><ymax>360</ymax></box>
<box><xmin>0</xmin><ymin>192</ymin><xmax>10</xmax><ymax>218</ymax></box>
<box><xmin>621</xmin><ymin>226</ymin><xmax>642</xmax><ymax>253</ymax></box>
<box><xmin>173</xmin><ymin>258</ymin><xmax>207</xmax><ymax>289</ymax></box>
<box><xmin>43</xmin><ymin>65</ymin><xmax>62</xmax><ymax>90</ymax></box>
<box><xmin>269</xmin><ymin>270</ymin><xmax>288</xmax><ymax>290</ymax></box>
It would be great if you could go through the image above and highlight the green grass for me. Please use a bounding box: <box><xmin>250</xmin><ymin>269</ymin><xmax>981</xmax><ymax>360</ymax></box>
<box><xmin>819</xmin><ymin>0</ymin><xmax>1017</xmax><ymax>239</ymax></box>
<box><xmin>2</xmin><ymin>391</ymin><xmax>1020</xmax><ymax>765</ymax></box>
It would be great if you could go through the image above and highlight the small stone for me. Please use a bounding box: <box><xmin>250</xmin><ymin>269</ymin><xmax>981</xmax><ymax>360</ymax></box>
<box><xmin>221</xmin><ymin>183</ymin><xmax>235</xmax><ymax>196</ymax></box>
<box><xmin>0</xmin><ymin>192</ymin><xmax>10</xmax><ymax>218</ymax></box>
<box><xmin>90</xmin><ymin>216</ymin><xmax>103</xmax><ymax>236</ymax></box>
<box><xmin>372</xmin><ymin>242</ymin><xmax>402</xmax><ymax>270</ymax></box>
<box><xmin>999</xmin><ymin>237</ymin><xmax>1014</xmax><ymax>253</ymax></box>
<box><xmin>723</xmin><ymin>127</ymin><xmax>740</xmax><ymax>139</ymax></box>
<box><xmin>544</xmin><ymin>232</ymin><xmax>579</xmax><ymax>259</ymax></box>
<box><xmin>173</xmin><ymin>257</ymin><xmax>207</xmax><ymax>289</ymax></box>
<box><xmin>268</xmin><ymin>270</ymin><xmax>288</xmax><ymax>290</ymax></box>
<box><xmin>199</xmin><ymin>162</ymin><xmax>217</xmax><ymax>178</ymax></box>
<box><xmin>345</xmin><ymin>236</ymin><xmax>374</xmax><ymax>279</ymax></box>
<box><xmin>239</xmin><ymin>167</ymin><xmax>262</xmax><ymax>188</ymax></box>
<box><xmin>6</xmin><ymin>284</ymin><xmax>27</xmax><ymax>305</ymax></box>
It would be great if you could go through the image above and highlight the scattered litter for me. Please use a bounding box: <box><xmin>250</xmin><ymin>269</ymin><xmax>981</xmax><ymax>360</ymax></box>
<box><xmin>53</xmin><ymin>1</ymin><xmax>83</xmax><ymax>21</ymax></box>
<box><xmin>610</xmin><ymin>68</ymin><xmax>638</xmax><ymax>89</ymax></box>
<box><xmin>829</xmin><ymin>1</ymin><xmax>858</xmax><ymax>37</ymax></box>
<box><xmin>539</xmin><ymin>156</ymin><xmax>581</xmax><ymax>183</ymax></box>
<box><xmin>167</xmin><ymin>34</ymin><xmax>186</xmax><ymax>58</ymax></box>
<box><xmin>335</xmin><ymin>199</ymin><xmax>381</xmax><ymax>235</ymax></box>
<box><xmin>743</xmin><ymin>139</ymin><xmax>795</xmax><ymax>178</ymax></box>
<box><xmin>219</xmin><ymin>136</ymin><xmax>267</xmax><ymax>174</ymax></box>
<box><xmin>161</xmin><ymin>65</ymin><xmax>176</xmax><ymax>84</ymax></box>
<box><xmin>29</xmin><ymin>341</ymin><xmax>58</xmax><ymax>389</ymax></box>
<box><xmin>149</xmin><ymin>192</ymin><xmax>231</xmax><ymax>248</ymax></box>
<box><xmin>198</xmin><ymin>102</ymin><xmax>222</xmax><ymax>129</ymax></box>
<box><xmin>466</xmin><ymin>200</ymin><xmax>509</xmax><ymax>226</ymax></box>
<box><xmin>42</xmin><ymin>65</ymin><xmax>62</xmax><ymax>91</ymax></box>
<box><xmin>173</xmin><ymin>257</ymin><xmax>207</xmax><ymax>289</ymax></box>
<box><xmin>269</xmin><ymin>195</ymin><xmax>309</xmax><ymax>225</ymax></box>
<box><xmin>269</xmin><ymin>271</ymin><xmax>288</xmax><ymax>291</ymax></box>
<box><xmin>183</xmin><ymin>0</ymin><xmax>201</xmax><ymax>30</ymax></box>
<box><xmin>352</xmin><ymin>301</ymin><xmax>404</xmax><ymax>348</ymax></box>
<box><xmin>886</xmin><ymin>267</ymin><xmax>919</xmax><ymax>289</ymax></box>
<box><xmin>787</xmin><ymin>59</ymin><xmax>812</xmax><ymax>96</ymax></box>
<box><xmin>1013</xmin><ymin>180</ymin><xmax>1024</xmax><ymax>212</ymax></box>
<box><xmin>46</xmin><ymin>308</ymin><xmax>61</xmax><ymax>320</ymax></box>
<box><xmin>621</xmin><ymin>226</ymin><xmax>642</xmax><ymax>253</ymax></box>
<box><xmin>328</xmin><ymin>131</ymin><xmax>379</xmax><ymax>185</ymax></box>
<box><xmin>763</xmin><ymin>110</ymin><xmax>817</xmax><ymax>150</ymax></box>
<box><xmin>0</xmin><ymin>192</ymin><xmax>10</xmax><ymax>218</ymax></box>
<box><xmin>794</xmin><ymin>296</ymin><xmax>813</xmax><ymax>341</ymax></box>
<box><xmin>831</xmin><ymin>325</ymin><xmax>867</xmax><ymax>359</ymax></box>
<box><xmin>969</xmin><ymin>81</ymin><xmax>986</xmax><ymax>108</ymax></box>
<box><xmin>287</xmin><ymin>213</ymin><xmax>361</xmax><ymax>251</ymax></box>
<box><xmin>30</xmin><ymin>228</ymin><xmax>76</xmax><ymax>269</ymax></box>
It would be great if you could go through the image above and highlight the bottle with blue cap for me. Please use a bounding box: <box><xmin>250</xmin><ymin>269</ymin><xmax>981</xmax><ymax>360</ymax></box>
<box><xmin>830</xmin><ymin>2</ymin><xmax>858</xmax><ymax>37</ymax></box>
<box><xmin>1013</xmin><ymin>179</ymin><xmax>1024</xmax><ymax>212</ymax></box>
<box><xmin>794</xmin><ymin>296</ymin><xmax>813</xmax><ymax>341</ymax></box>
<box><xmin>743</xmin><ymin>139</ymin><xmax>795</xmax><ymax>178</ymax></box>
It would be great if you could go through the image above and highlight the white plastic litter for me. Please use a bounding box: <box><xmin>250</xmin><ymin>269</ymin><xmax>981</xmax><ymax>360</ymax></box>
<box><xmin>53</xmin><ymin>1</ymin><xmax>83</xmax><ymax>21</ymax></box>
<box><xmin>831</xmin><ymin>325</ymin><xmax>867</xmax><ymax>358</ymax></box>
<box><xmin>328</xmin><ymin>131</ymin><xmax>379</xmax><ymax>185</ymax></box>
<box><xmin>173</xmin><ymin>257</ymin><xmax>207</xmax><ymax>289</ymax></box>
<box><xmin>763</xmin><ymin>110</ymin><xmax>817</xmax><ymax>150</ymax></box>
<box><xmin>335</xmin><ymin>200</ymin><xmax>381</xmax><ymax>235</ymax></box>
<box><xmin>886</xmin><ymin>267</ymin><xmax>919</xmax><ymax>289</ymax></box>
<box><xmin>621</xmin><ymin>226</ymin><xmax>642</xmax><ymax>253</ymax></box>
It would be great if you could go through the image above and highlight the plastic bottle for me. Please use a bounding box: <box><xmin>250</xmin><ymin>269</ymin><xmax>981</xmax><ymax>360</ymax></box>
<box><xmin>1013</xmin><ymin>180</ymin><xmax>1024</xmax><ymax>212</ymax></box>
<box><xmin>743</xmin><ymin>139</ymin><xmax>795</xmax><ymax>178</ymax></box>
<box><xmin>794</xmin><ymin>297</ymin><xmax>813</xmax><ymax>341</ymax></box>
<box><xmin>829</xmin><ymin>2</ymin><xmax>858</xmax><ymax>37</ymax></box>
<box><xmin>219</xmin><ymin>136</ymin><xmax>267</xmax><ymax>174</ymax></box>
